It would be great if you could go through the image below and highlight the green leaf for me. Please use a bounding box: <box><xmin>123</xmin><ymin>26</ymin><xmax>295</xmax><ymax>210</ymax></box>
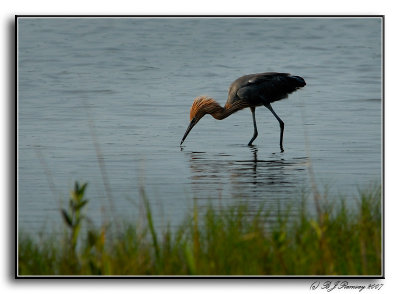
<box><xmin>61</xmin><ymin>209</ymin><xmax>73</xmax><ymax>227</ymax></box>
<box><xmin>87</xmin><ymin>230</ymin><xmax>97</xmax><ymax>247</ymax></box>
<box><xmin>79</xmin><ymin>183</ymin><xmax>88</xmax><ymax>195</ymax></box>
<box><xmin>74</xmin><ymin>199</ymin><xmax>88</xmax><ymax>211</ymax></box>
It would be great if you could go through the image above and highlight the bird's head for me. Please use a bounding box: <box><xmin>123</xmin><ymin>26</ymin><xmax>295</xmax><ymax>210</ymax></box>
<box><xmin>181</xmin><ymin>96</ymin><xmax>217</xmax><ymax>145</ymax></box>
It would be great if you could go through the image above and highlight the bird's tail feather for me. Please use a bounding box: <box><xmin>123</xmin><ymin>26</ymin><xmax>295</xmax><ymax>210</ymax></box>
<box><xmin>290</xmin><ymin>75</ymin><xmax>306</xmax><ymax>87</ymax></box>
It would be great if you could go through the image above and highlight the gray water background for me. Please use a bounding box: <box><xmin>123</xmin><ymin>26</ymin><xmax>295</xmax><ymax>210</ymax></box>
<box><xmin>17</xmin><ymin>17</ymin><xmax>382</xmax><ymax>233</ymax></box>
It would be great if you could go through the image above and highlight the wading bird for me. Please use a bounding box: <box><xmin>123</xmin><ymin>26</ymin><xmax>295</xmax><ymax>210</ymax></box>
<box><xmin>180</xmin><ymin>72</ymin><xmax>306</xmax><ymax>152</ymax></box>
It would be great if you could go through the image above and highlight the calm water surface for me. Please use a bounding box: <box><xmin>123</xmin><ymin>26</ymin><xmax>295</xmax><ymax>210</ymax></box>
<box><xmin>17</xmin><ymin>17</ymin><xmax>382</xmax><ymax>232</ymax></box>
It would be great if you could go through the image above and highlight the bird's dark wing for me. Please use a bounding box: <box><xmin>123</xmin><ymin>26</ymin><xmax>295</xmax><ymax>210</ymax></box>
<box><xmin>227</xmin><ymin>72</ymin><xmax>306</xmax><ymax>105</ymax></box>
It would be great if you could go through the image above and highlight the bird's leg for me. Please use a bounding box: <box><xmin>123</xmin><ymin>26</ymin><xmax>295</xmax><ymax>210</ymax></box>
<box><xmin>248</xmin><ymin>107</ymin><xmax>258</xmax><ymax>146</ymax></box>
<box><xmin>264</xmin><ymin>103</ymin><xmax>285</xmax><ymax>152</ymax></box>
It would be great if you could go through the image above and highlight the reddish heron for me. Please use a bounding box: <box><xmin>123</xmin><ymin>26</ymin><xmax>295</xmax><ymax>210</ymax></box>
<box><xmin>180</xmin><ymin>72</ymin><xmax>306</xmax><ymax>152</ymax></box>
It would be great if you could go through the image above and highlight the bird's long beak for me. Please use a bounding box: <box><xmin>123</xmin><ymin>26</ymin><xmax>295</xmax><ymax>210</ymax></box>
<box><xmin>180</xmin><ymin>119</ymin><xmax>197</xmax><ymax>145</ymax></box>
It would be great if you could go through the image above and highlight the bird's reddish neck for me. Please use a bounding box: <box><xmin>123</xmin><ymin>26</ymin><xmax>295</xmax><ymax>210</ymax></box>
<box><xmin>203</xmin><ymin>100</ymin><xmax>248</xmax><ymax>120</ymax></box>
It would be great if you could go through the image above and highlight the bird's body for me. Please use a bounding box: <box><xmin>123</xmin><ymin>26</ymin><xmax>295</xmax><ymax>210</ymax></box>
<box><xmin>181</xmin><ymin>72</ymin><xmax>306</xmax><ymax>151</ymax></box>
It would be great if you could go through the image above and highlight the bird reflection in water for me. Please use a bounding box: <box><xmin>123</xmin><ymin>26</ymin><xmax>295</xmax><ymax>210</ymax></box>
<box><xmin>183</xmin><ymin>147</ymin><xmax>308</xmax><ymax>203</ymax></box>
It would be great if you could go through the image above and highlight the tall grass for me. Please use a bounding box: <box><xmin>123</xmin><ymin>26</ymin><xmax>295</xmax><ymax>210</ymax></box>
<box><xmin>18</xmin><ymin>183</ymin><xmax>381</xmax><ymax>276</ymax></box>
